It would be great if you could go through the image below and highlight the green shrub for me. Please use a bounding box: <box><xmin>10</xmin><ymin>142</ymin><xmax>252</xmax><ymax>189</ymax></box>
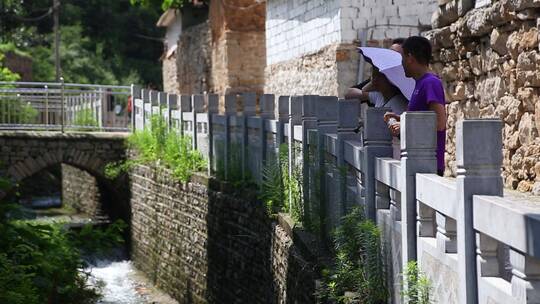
<box><xmin>401</xmin><ymin>261</ymin><xmax>432</xmax><ymax>304</ymax></box>
<box><xmin>73</xmin><ymin>108</ymin><xmax>98</xmax><ymax>128</ymax></box>
<box><xmin>318</xmin><ymin>207</ymin><xmax>388</xmax><ymax>304</ymax></box>
<box><xmin>0</xmin><ymin>200</ymin><xmax>127</xmax><ymax>304</ymax></box>
<box><xmin>0</xmin><ymin>99</ymin><xmax>38</xmax><ymax>124</ymax></box>
<box><xmin>126</xmin><ymin>114</ymin><xmax>206</xmax><ymax>183</ymax></box>
<box><xmin>260</xmin><ymin>143</ymin><xmax>303</xmax><ymax>223</ymax></box>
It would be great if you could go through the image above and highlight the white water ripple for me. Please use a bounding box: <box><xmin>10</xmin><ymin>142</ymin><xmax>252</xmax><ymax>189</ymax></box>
<box><xmin>86</xmin><ymin>260</ymin><xmax>144</xmax><ymax>304</ymax></box>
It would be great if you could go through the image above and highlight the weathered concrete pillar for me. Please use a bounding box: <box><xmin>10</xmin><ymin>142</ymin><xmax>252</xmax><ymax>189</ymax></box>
<box><xmin>150</xmin><ymin>90</ymin><xmax>159</xmax><ymax>116</ymax></box>
<box><xmin>179</xmin><ymin>95</ymin><xmax>191</xmax><ymax>136</ymax></box>
<box><xmin>400</xmin><ymin>112</ymin><xmax>437</xmax><ymax>265</ymax></box>
<box><xmin>363</xmin><ymin>107</ymin><xmax>393</xmax><ymax>220</ymax></box>
<box><xmin>166</xmin><ymin>94</ymin><xmax>178</xmax><ymax>132</ymax></box>
<box><xmin>192</xmin><ymin>94</ymin><xmax>205</xmax><ymax>151</ymax></box>
<box><xmin>241</xmin><ymin>93</ymin><xmax>257</xmax><ymax>180</ymax></box>
<box><xmin>301</xmin><ymin>95</ymin><xmax>317</xmax><ymax>226</ymax></box>
<box><xmin>223</xmin><ymin>94</ymin><xmax>236</xmax><ymax>180</ymax></box>
<box><xmin>130</xmin><ymin>84</ymin><xmax>141</xmax><ymax>130</ymax></box>
<box><xmin>337</xmin><ymin>99</ymin><xmax>361</xmax><ymax>215</ymax></box>
<box><xmin>260</xmin><ymin>94</ymin><xmax>275</xmax><ymax>165</ymax></box>
<box><xmin>141</xmin><ymin>89</ymin><xmax>151</xmax><ymax>128</ymax></box>
<box><xmin>206</xmin><ymin>94</ymin><xmax>219</xmax><ymax>176</ymax></box>
<box><xmin>288</xmin><ymin>96</ymin><xmax>302</xmax><ymax>214</ymax></box>
<box><xmin>456</xmin><ymin>119</ymin><xmax>503</xmax><ymax>304</ymax></box>
<box><xmin>315</xmin><ymin>96</ymin><xmax>337</xmax><ymax>242</ymax></box>
<box><xmin>277</xmin><ymin>96</ymin><xmax>289</xmax><ymax>147</ymax></box>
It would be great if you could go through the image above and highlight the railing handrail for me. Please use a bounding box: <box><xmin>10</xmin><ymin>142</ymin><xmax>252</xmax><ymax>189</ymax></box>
<box><xmin>0</xmin><ymin>81</ymin><xmax>131</xmax><ymax>90</ymax></box>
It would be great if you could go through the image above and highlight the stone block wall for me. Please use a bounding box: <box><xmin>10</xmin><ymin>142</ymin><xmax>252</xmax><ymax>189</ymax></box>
<box><xmin>175</xmin><ymin>21</ymin><xmax>212</xmax><ymax>95</ymax></box>
<box><xmin>129</xmin><ymin>164</ymin><xmax>319</xmax><ymax>303</ymax></box>
<box><xmin>61</xmin><ymin>164</ymin><xmax>102</xmax><ymax>217</ymax></box>
<box><xmin>426</xmin><ymin>0</ymin><xmax>540</xmax><ymax>193</ymax></box>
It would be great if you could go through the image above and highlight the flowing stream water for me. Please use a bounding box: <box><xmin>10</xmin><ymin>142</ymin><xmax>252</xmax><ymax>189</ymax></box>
<box><xmin>86</xmin><ymin>260</ymin><xmax>144</xmax><ymax>304</ymax></box>
<box><xmin>22</xmin><ymin>195</ymin><xmax>177</xmax><ymax>304</ymax></box>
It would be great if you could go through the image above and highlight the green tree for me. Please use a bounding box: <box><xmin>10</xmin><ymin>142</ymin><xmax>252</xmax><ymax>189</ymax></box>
<box><xmin>1</xmin><ymin>0</ymin><xmax>164</xmax><ymax>86</ymax></box>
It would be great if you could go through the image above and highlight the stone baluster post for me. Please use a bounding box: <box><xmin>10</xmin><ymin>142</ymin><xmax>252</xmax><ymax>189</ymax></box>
<box><xmin>130</xmin><ymin>85</ymin><xmax>141</xmax><ymax>130</ymax></box>
<box><xmin>179</xmin><ymin>95</ymin><xmax>191</xmax><ymax>136</ymax></box>
<box><xmin>509</xmin><ymin>249</ymin><xmax>540</xmax><ymax>303</ymax></box>
<box><xmin>337</xmin><ymin>99</ymin><xmax>361</xmax><ymax>215</ymax></box>
<box><xmin>476</xmin><ymin>233</ymin><xmax>500</xmax><ymax>277</ymax></box>
<box><xmin>223</xmin><ymin>94</ymin><xmax>236</xmax><ymax>180</ymax></box>
<box><xmin>260</xmin><ymin>94</ymin><xmax>275</xmax><ymax>164</ymax></box>
<box><xmin>277</xmin><ymin>96</ymin><xmax>289</xmax><ymax>147</ymax></box>
<box><xmin>150</xmin><ymin>90</ymin><xmax>159</xmax><ymax>117</ymax></box>
<box><xmin>167</xmin><ymin>94</ymin><xmax>178</xmax><ymax>132</ymax></box>
<box><xmin>288</xmin><ymin>96</ymin><xmax>302</xmax><ymax>213</ymax></box>
<box><xmin>301</xmin><ymin>95</ymin><xmax>317</xmax><ymax>226</ymax></box>
<box><xmin>400</xmin><ymin>112</ymin><xmax>437</xmax><ymax>266</ymax></box>
<box><xmin>363</xmin><ymin>107</ymin><xmax>393</xmax><ymax>220</ymax></box>
<box><xmin>207</xmin><ymin>94</ymin><xmax>219</xmax><ymax>176</ymax></box>
<box><xmin>242</xmin><ymin>93</ymin><xmax>257</xmax><ymax>181</ymax></box>
<box><xmin>456</xmin><ymin>119</ymin><xmax>503</xmax><ymax>304</ymax></box>
<box><xmin>375</xmin><ymin>181</ymin><xmax>390</xmax><ymax>209</ymax></box>
<box><xmin>436</xmin><ymin>212</ymin><xmax>457</xmax><ymax>253</ymax></box>
<box><xmin>315</xmin><ymin>96</ymin><xmax>338</xmax><ymax>242</ymax></box>
<box><xmin>158</xmin><ymin>92</ymin><xmax>167</xmax><ymax>129</ymax></box>
<box><xmin>192</xmin><ymin>94</ymin><xmax>205</xmax><ymax>151</ymax></box>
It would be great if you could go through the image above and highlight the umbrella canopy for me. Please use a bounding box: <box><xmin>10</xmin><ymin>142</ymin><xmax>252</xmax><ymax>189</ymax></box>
<box><xmin>358</xmin><ymin>47</ymin><xmax>415</xmax><ymax>101</ymax></box>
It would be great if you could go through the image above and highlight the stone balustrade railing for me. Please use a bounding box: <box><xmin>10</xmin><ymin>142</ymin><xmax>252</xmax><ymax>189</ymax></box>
<box><xmin>130</xmin><ymin>86</ymin><xmax>540</xmax><ymax>304</ymax></box>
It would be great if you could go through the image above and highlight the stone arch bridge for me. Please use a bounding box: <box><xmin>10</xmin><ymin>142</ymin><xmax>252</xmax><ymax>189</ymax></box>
<box><xmin>0</xmin><ymin>131</ymin><xmax>128</xmax><ymax>184</ymax></box>
<box><xmin>0</xmin><ymin>131</ymin><xmax>130</xmax><ymax>219</ymax></box>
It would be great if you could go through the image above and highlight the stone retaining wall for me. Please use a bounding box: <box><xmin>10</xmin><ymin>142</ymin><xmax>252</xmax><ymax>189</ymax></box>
<box><xmin>61</xmin><ymin>164</ymin><xmax>102</xmax><ymax>217</ymax></box>
<box><xmin>129</xmin><ymin>164</ymin><xmax>320</xmax><ymax>303</ymax></box>
<box><xmin>426</xmin><ymin>0</ymin><xmax>540</xmax><ymax>194</ymax></box>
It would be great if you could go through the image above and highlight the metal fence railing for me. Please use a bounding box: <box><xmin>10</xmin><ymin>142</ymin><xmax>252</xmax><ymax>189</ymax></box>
<box><xmin>0</xmin><ymin>80</ymin><xmax>132</xmax><ymax>132</ymax></box>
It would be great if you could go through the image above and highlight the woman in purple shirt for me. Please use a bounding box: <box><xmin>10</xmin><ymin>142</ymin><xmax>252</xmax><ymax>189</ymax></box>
<box><xmin>384</xmin><ymin>36</ymin><xmax>447</xmax><ymax>176</ymax></box>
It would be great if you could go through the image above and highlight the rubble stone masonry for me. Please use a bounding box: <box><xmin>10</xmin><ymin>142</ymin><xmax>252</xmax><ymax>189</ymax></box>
<box><xmin>426</xmin><ymin>0</ymin><xmax>540</xmax><ymax>193</ymax></box>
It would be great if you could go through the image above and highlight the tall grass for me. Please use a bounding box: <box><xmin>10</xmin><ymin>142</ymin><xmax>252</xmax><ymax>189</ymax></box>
<box><xmin>107</xmin><ymin>114</ymin><xmax>206</xmax><ymax>183</ymax></box>
<box><xmin>318</xmin><ymin>207</ymin><xmax>388</xmax><ymax>303</ymax></box>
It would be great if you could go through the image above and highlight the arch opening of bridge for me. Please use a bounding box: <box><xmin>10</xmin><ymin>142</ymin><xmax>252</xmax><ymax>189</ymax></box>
<box><xmin>0</xmin><ymin>130</ymin><xmax>131</xmax><ymax>227</ymax></box>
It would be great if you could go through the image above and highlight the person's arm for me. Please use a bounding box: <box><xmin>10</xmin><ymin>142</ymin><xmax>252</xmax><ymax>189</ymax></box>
<box><xmin>428</xmin><ymin>102</ymin><xmax>446</xmax><ymax>131</ymax></box>
<box><xmin>384</xmin><ymin>112</ymin><xmax>400</xmax><ymax>122</ymax></box>
<box><xmin>345</xmin><ymin>88</ymin><xmax>369</xmax><ymax>101</ymax></box>
<box><xmin>361</xmin><ymin>81</ymin><xmax>375</xmax><ymax>92</ymax></box>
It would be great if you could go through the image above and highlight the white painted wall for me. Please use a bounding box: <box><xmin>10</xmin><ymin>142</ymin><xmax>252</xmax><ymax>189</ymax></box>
<box><xmin>166</xmin><ymin>14</ymin><xmax>183</xmax><ymax>51</ymax></box>
<box><xmin>266</xmin><ymin>0</ymin><xmax>439</xmax><ymax>65</ymax></box>
<box><xmin>266</xmin><ymin>0</ymin><xmax>342</xmax><ymax>65</ymax></box>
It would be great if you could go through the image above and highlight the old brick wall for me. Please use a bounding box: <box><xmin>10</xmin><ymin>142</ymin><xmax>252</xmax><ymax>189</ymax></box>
<box><xmin>209</xmin><ymin>0</ymin><xmax>266</xmax><ymax>95</ymax></box>
<box><xmin>129</xmin><ymin>164</ymin><xmax>319</xmax><ymax>303</ymax></box>
<box><xmin>426</xmin><ymin>0</ymin><xmax>540</xmax><ymax>193</ymax></box>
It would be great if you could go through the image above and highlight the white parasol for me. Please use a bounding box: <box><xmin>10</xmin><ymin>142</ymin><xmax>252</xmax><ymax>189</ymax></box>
<box><xmin>358</xmin><ymin>47</ymin><xmax>415</xmax><ymax>101</ymax></box>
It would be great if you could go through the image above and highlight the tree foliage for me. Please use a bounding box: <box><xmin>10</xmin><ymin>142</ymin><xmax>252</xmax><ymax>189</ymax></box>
<box><xmin>130</xmin><ymin>0</ymin><xmax>188</xmax><ymax>11</ymax></box>
<box><xmin>1</xmin><ymin>0</ymin><xmax>164</xmax><ymax>86</ymax></box>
